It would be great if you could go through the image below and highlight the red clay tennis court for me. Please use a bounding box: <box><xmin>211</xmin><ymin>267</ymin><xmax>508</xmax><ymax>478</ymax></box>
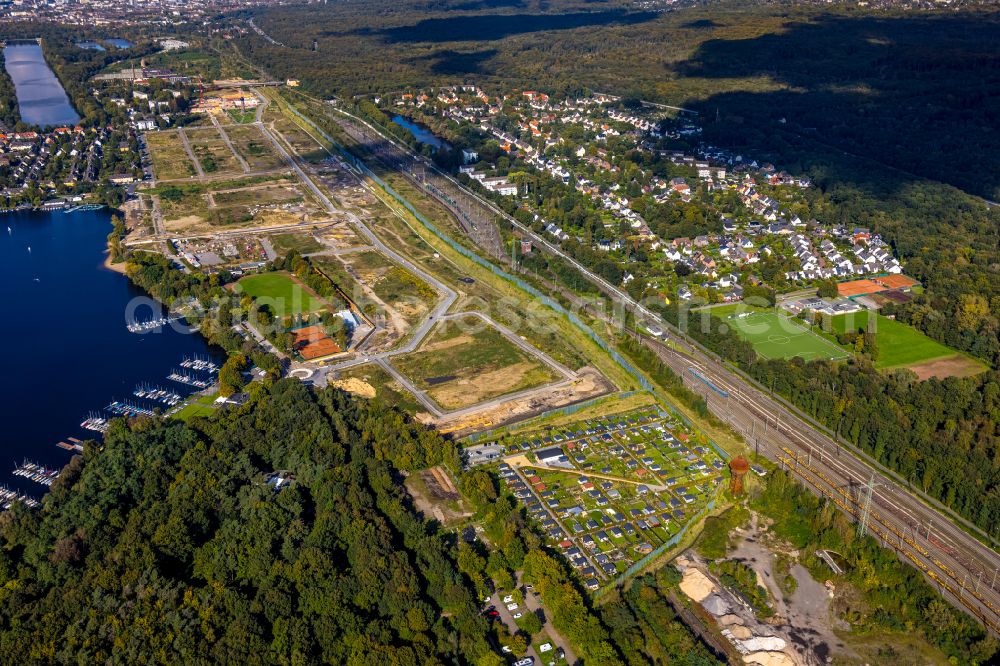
<box><xmin>290</xmin><ymin>325</ymin><xmax>341</xmax><ymax>360</ymax></box>
<box><xmin>838</xmin><ymin>279</ymin><xmax>887</xmax><ymax>297</ymax></box>
<box><xmin>874</xmin><ymin>274</ymin><xmax>919</xmax><ymax>290</ymax></box>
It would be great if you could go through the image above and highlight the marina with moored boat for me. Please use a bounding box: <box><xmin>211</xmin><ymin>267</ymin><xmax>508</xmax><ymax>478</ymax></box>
<box><xmin>13</xmin><ymin>460</ymin><xmax>60</xmax><ymax>486</ymax></box>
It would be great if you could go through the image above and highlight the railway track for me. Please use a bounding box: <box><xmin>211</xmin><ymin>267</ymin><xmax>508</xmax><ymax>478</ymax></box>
<box><xmin>778</xmin><ymin>447</ymin><xmax>1000</xmax><ymax>633</ymax></box>
<box><xmin>643</xmin><ymin>336</ymin><xmax>1000</xmax><ymax>632</ymax></box>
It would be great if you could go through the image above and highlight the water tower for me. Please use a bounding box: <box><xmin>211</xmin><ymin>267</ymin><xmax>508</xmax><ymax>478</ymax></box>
<box><xmin>729</xmin><ymin>455</ymin><xmax>750</xmax><ymax>496</ymax></box>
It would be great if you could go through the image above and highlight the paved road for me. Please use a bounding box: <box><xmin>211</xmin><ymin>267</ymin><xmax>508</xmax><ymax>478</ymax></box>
<box><xmin>488</xmin><ymin>592</ymin><xmax>542</xmax><ymax>665</ymax></box>
<box><xmin>305</xmin><ymin>99</ymin><xmax>1000</xmax><ymax>632</ymax></box>
<box><xmin>252</xmin><ymin>88</ymin><xmax>458</xmax><ymax>322</ymax></box>
<box><xmin>125</xmin><ymin>218</ymin><xmax>322</xmax><ymax>247</ymax></box>
<box><xmin>374</xmin><ymin>357</ymin><xmax>442</xmax><ymax>416</ymax></box>
<box><xmin>303</xmin><ymin>244</ymin><xmax>373</xmax><ymax>258</ymax></box>
<box><xmin>517</xmin><ymin>571</ymin><xmax>578</xmax><ymax>665</ymax></box>
<box><xmin>315</xmin><ymin>104</ymin><xmax>504</xmax><ymax>260</ymax></box>
<box><xmin>210</xmin><ymin>113</ymin><xmax>250</xmax><ymax>173</ymax></box>
<box><xmin>236</xmin><ymin>322</ymin><xmax>286</xmax><ymax>360</ymax></box>
<box><xmin>153</xmin><ymin>166</ymin><xmax>288</xmax><ymax>186</ymax></box>
<box><xmin>177</xmin><ymin>129</ymin><xmax>205</xmax><ymax>179</ymax></box>
<box><xmin>445</xmin><ymin>311</ymin><xmax>575</xmax><ymax>379</ymax></box>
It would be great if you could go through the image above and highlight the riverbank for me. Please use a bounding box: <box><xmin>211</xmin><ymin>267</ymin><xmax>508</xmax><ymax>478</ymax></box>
<box><xmin>103</xmin><ymin>249</ymin><xmax>128</xmax><ymax>274</ymax></box>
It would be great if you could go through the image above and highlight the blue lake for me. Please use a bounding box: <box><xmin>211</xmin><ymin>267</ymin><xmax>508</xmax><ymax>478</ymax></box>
<box><xmin>76</xmin><ymin>41</ymin><xmax>106</xmax><ymax>52</ymax></box>
<box><xmin>105</xmin><ymin>38</ymin><xmax>133</xmax><ymax>49</ymax></box>
<box><xmin>0</xmin><ymin>210</ymin><xmax>220</xmax><ymax>495</ymax></box>
<box><xmin>392</xmin><ymin>115</ymin><xmax>450</xmax><ymax>150</ymax></box>
<box><xmin>3</xmin><ymin>43</ymin><xmax>80</xmax><ymax>127</ymax></box>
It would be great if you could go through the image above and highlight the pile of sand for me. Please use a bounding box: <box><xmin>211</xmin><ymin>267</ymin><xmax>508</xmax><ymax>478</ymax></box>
<box><xmin>731</xmin><ymin>625</ymin><xmax>752</xmax><ymax>640</ymax></box>
<box><xmin>679</xmin><ymin>568</ymin><xmax>716</xmax><ymax>602</ymax></box>
<box><xmin>743</xmin><ymin>652</ymin><xmax>796</xmax><ymax>666</ymax></box>
<box><xmin>329</xmin><ymin>377</ymin><xmax>376</xmax><ymax>399</ymax></box>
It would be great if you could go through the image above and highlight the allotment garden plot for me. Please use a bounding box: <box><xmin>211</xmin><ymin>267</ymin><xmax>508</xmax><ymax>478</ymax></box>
<box><xmin>719</xmin><ymin>306</ymin><xmax>849</xmax><ymax>361</ymax></box>
<box><xmin>488</xmin><ymin>406</ymin><xmax>725</xmax><ymax>591</ymax></box>
<box><xmin>391</xmin><ymin>314</ymin><xmax>563</xmax><ymax>411</ymax></box>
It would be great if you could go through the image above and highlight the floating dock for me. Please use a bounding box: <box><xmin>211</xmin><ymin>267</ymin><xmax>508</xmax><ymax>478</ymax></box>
<box><xmin>0</xmin><ymin>485</ymin><xmax>39</xmax><ymax>509</ymax></box>
<box><xmin>180</xmin><ymin>354</ymin><xmax>219</xmax><ymax>374</ymax></box>
<box><xmin>56</xmin><ymin>439</ymin><xmax>85</xmax><ymax>453</ymax></box>
<box><xmin>13</xmin><ymin>460</ymin><xmax>59</xmax><ymax>487</ymax></box>
<box><xmin>106</xmin><ymin>400</ymin><xmax>155</xmax><ymax>418</ymax></box>
<box><xmin>133</xmin><ymin>385</ymin><xmax>181</xmax><ymax>406</ymax></box>
<box><xmin>126</xmin><ymin>316</ymin><xmax>183</xmax><ymax>334</ymax></box>
<box><xmin>168</xmin><ymin>370</ymin><xmax>209</xmax><ymax>388</ymax></box>
<box><xmin>81</xmin><ymin>414</ymin><xmax>108</xmax><ymax>433</ymax></box>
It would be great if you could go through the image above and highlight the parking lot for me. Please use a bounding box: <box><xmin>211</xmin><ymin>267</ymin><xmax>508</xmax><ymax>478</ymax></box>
<box><xmin>481</xmin><ymin>582</ymin><xmax>570</xmax><ymax>666</ymax></box>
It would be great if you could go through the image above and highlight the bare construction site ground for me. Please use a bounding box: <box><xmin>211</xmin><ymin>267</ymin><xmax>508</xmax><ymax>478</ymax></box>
<box><xmin>137</xmin><ymin>90</ymin><xmax>619</xmax><ymax>436</ymax></box>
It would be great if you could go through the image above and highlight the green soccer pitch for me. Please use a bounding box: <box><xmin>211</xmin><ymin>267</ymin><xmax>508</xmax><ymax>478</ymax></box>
<box><xmin>723</xmin><ymin>309</ymin><xmax>851</xmax><ymax>361</ymax></box>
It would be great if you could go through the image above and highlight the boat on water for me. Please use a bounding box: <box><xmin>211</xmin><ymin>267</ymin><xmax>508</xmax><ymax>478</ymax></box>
<box><xmin>0</xmin><ymin>485</ymin><xmax>39</xmax><ymax>509</ymax></box>
<box><xmin>133</xmin><ymin>384</ymin><xmax>181</xmax><ymax>405</ymax></box>
<box><xmin>106</xmin><ymin>400</ymin><xmax>155</xmax><ymax>418</ymax></box>
<box><xmin>168</xmin><ymin>370</ymin><xmax>210</xmax><ymax>389</ymax></box>
<box><xmin>13</xmin><ymin>460</ymin><xmax>60</xmax><ymax>487</ymax></box>
<box><xmin>63</xmin><ymin>203</ymin><xmax>105</xmax><ymax>213</ymax></box>
<box><xmin>127</xmin><ymin>315</ymin><xmax>182</xmax><ymax>334</ymax></box>
<box><xmin>180</xmin><ymin>353</ymin><xmax>219</xmax><ymax>373</ymax></box>
<box><xmin>81</xmin><ymin>413</ymin><xmax>109</xmax><ymax>433</ymax></box>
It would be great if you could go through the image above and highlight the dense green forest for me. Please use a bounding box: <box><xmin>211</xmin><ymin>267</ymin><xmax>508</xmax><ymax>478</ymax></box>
<box><xmin>0</xmin><ymin>379</ymin><xmax>720</xmax><ymax>664</ymax></box>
